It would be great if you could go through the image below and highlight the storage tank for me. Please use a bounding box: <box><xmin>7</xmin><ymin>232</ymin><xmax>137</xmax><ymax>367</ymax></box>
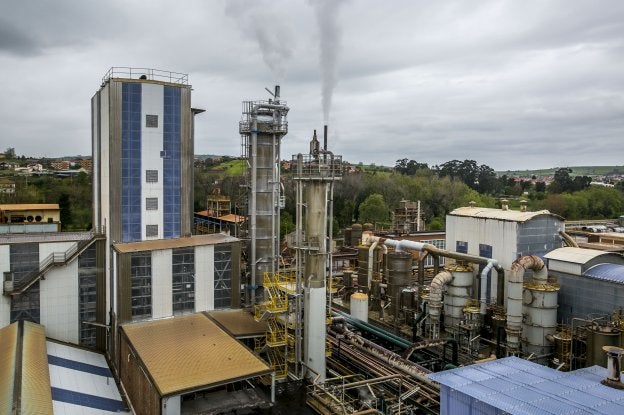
<box><xmin>387</xmin><ymin>251</ymin><xmax>412</xmax><ymax>316</ymax></box>
<box><xmin>552</xmin><ymin>329</ymin><xmax>572</xmax><ymax>371</ymax></box>
<box><xmin>443</xmin><ymin>264</ymin><xmax>474</xmax><ymax>334</ymax></box>
<box><xmin>351</xmin><ymin>223</ymin><xmax>363</xmax><ymax>246</ymax></box>
<box><xmin>587</xmin><ymin>325</ymin><xmax>622</xmax><ymax>367</ymax></box>
<box><xmin>350</xmin><ymin>292</ymin><xmax>369</xmax><ymax>322</ymax></box>
<box><xmin>522</xmin><ymin>279</ymin><xmax>559</xmax><ymax>356</ymax></box>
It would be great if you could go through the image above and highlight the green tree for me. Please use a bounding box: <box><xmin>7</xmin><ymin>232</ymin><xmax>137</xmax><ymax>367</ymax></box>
<box><xmin>358</xmin><ymin>193</ymin><xmax>389</xmax><ymax>225</ymax></box>
<box><xmin>58</xmin><ymin>193</ymin><xmax>71</xmax><ymax>230</ymax></box>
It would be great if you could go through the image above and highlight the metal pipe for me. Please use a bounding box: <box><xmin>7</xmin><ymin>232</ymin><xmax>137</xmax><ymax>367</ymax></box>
<box><xmin>480</xmin><ymin>260</ymin><xmax>498</xmax><ymax>315</ymax></box>
<box><xmin>368</xmin><ymin>241</ymin><xmax>379</xmax><ymax>290</ymax></box>
<box><xmin>333</xmin><ymin>310</ymin><xmax>411</xmax><ymax>348</ymax></box>
<box><xmin>560</xmin><ymin>230</ymin><xmax>579</xmax><ymax>247</ymax></box>
<box><xmin>250</xmin><ymin>115</ymin><xmax>258</xmax><ymax>306</ymax></box>
<box><xmin>323</xmin><ymin>124</ymin><xmax>328</xmax><ymax>152</ymax></box>
<box><xmin>328</xmin><ymin>183</ymin><xmax>334</xmax><ymax>317</ymax></box>
<box><xmin>429</xmin><ymin>270</ymin><xmax>452</xmax><ymax>340</ymax></box>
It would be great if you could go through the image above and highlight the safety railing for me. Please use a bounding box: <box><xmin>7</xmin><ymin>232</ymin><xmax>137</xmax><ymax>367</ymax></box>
<box><xmin>102</xmin><ymin>67</ymin><xmax>189</xmax><ymax>85</ymax></box>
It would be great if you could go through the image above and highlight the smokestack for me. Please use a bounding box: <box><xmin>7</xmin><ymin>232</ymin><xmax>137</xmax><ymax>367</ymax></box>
<box><xmin>602</xmin><ymin>346</ymin><xmax>624</xmax><ymax>389</ymax></box>
<box><xmin>274</xmin><ymin>85</ymin><xmax>280</xmax><ymax>102</ymax></box>
<box><xmin>324</xmin><ymin>125</ymin><xmax>328</xmax><ymax>151</ymax></box>
<box><xmin>310</xmin><ymin>130</ymin><xmax>320</xmax><ymax>158</ymax></box>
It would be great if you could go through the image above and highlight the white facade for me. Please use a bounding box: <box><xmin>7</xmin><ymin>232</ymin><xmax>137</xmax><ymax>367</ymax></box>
<box><xmin>0</xmin><ymin>244</ymin><xmax>10</xmax><ymax>328</ymax></box>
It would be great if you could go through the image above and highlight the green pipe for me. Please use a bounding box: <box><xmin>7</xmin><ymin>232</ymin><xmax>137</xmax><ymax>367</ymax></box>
<box><xmin>333</xmin><ymin>310</ymin><xmax>411</xmax><ymax>349</ymax></box>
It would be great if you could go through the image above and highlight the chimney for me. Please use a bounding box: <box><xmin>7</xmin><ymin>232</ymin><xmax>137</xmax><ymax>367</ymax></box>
<box><xmin>602</xmin><ymin>345</ymin><xmax>624</xmax><ymax>389</ymax></box>
<box><xmin>520</xmin><ymin>200</ymin><xmax>528</xmax><ymax>212</ymax></box>
<box><xmin>323</xmin><ymin>125</ymin><xmax>328</xmax><ymax>151</ymax></box>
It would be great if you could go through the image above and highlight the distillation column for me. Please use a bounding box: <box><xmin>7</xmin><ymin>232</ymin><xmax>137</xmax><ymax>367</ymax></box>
<box><xmin>239</xmin><ymin>86</ymin><xmax>289</xmax><ymax>305</ymax></box>
<box><xmin>293</xmin><ymin>128</ymin><xmax>342</xmax><ymax>382</ymax></box>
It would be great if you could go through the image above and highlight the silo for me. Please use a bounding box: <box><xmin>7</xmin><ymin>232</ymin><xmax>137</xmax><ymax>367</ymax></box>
<box><xmin>444</xmin><ymin>264</ymin><xmax>474</xmax><ymax>333</ymax></box>
<box><xmin>240</xmin><ymin>86</ymin><xmax>289</xmax><ymax>304</ymax></box>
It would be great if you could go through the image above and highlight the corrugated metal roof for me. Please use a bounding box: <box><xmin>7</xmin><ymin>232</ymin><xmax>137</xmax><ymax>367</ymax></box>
<box><xmin>206</xmin><ymin>310</ymin><xmax>268</xmax><ymax>338</ymax></box>
<box><xmin>0</xmin><ymin>203</ymin><xmax>60</xmax><ymax>211</ymax></box>
<box><xmin>545</xmin><ymin>247</ymin><xmax>622</xmax><ymax>265</ymax></box>
<box><xmin>121</xmin><ymin>313</ymin><xmax>271</xmax><ymax>396</ymax></box>
<box><xmin>429</xmin><ymin>357</ymin><xmax>624</xmax><ymax>414</ymax></box>
<box><xmin>0</xmin><ymin>324</ymin><xmax>17</xmax><ymax>415</ymax></box>
<box><xmin>20</xmin><ymin>321</ymin><xmax>53</xmax><ymax>414</ymax></box>
<box><xmin>114</xmin><ymin>234</ymin><xmax>239</xmax><ymax>253</ymax></box>
<box><xmin>583</xmin><ymin>263</ymin><xmax>624</xmax><ymax>284</ymax></box>
<box><xmin>448</xmin><ymin>207</ymin><xmax>563</xmax><ymax>222</ymax></box>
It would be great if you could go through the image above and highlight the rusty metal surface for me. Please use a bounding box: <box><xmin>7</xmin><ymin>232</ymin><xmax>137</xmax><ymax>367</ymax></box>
<box><xmin>0</xmin><ymin>324</ymin><xmax>17</xmax><ymax>414</ymax></box>
<box><xmin>121</xmin><ymin>313</ymin><xmax>271</xmax><ymax>396</ymax></box>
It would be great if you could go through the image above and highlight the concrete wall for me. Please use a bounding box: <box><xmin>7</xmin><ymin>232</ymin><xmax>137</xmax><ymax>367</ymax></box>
<box><xmin>195</xmin><ymin>244</ymin><xmax>215</xmax><ymax>312</ymax></box>
<box><xmin>152</xmin><ymin>248</ymin><xmax>173</xmax><ymax>319</ymax></box>
<box><xmin>0</xmin><ymin>244</ymin><xmax>10</xmax><ymax>328</ymax></box>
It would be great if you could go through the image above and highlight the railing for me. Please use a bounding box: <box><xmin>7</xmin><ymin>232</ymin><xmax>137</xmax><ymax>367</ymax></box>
<box><xmin>291</xmin><ymin>154</ymin><xmax>343</xmax><ymax>179</ymax></box>
<box><xmin>4</xmin><ymin>227</ymin><xmax>106</xmax><ymax>296</ymax></box>
<box><xmin>102</xmin><ymin>67</ymin><xmax>189</xmax><ymax>85</ymax></box>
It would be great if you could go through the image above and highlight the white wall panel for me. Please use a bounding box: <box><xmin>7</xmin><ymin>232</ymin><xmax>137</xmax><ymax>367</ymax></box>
<box><xmin>195</xmin><ymin>245</ymin><xmax>214</xmax><ymax>312</ymax></box>
<box><xmin>39</xmin><ymin>241</ymin><xmax>76</xmax><ymax>261</ymax></box>
<box><xmin>0</xmin><ymin>245</ymin><xmax>10</xmax><ymax>328</ymax></box>
<box><xmin>547</xmin><ymin>260</ymin><xmax>582</xmax><ymax>276</ymax></box>
<box><xmin>152</xmin><ymin>249</ymin><xmax>172</xmax><ymax>319</ymax></box>
<box><xmin>141</xmin><ymin>83</ymin><xmax>164</xmax><ymax>240</ymax></box>
<box><xmin>40</xmin><ymin>260</ymin><xmax>79</xmax><ymax>343</ymax></box>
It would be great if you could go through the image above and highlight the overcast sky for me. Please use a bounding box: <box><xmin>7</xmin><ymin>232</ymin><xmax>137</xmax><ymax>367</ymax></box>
<box><xmin>1</xmin><ymin>0</ymin><xmax>623</xmax><ymax>171</ymax></box>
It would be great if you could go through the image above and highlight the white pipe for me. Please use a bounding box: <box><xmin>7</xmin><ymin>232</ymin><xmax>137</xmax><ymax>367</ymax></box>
<box><xmin>429</xmin><ymin>270</ymin><xmax>453</xmax><ymax>339</ymax></box>
<box><xmin>506</xmin><ymin>255</ymin><xmax>547</xmax><ymax>355</ymax></box>
<box><xmin>480</xmin><ymin>259</ymin><xmax>498</xmax><ymax>315</ymax></box>
<box><xmin>367</xmin><ymin>241</ymin><xmax>379</xmax><ymax>289</ymax></box>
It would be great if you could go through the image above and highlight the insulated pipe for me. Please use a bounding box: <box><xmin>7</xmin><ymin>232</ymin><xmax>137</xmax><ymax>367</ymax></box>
<box><xmin>429</xmin><ymin>271</ymin><xmax>452</xmax><ymax>339</ymax></box>
<box><xmin>559</xmin><ymin>230</ymin><xmax>579</xmax><ymax>248</ymax></box>
<box><xmin>506</xmin><ymin>255</ymin><xmax>547</xmax><ymax>355</ymax></box>
<box><xmin>368</xmin><ymin>241</ymin><xmax>379</xmax><ymax>290</ymax></box>
<box><xmin>480</xmin><ymin>260</ymin><xmax>498</xmax><ymax>315</ymax></box>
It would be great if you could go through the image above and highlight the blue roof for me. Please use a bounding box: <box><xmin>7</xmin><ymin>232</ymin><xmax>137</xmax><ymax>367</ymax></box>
<box><xmin>429</xmin><ymin>357</ymin><xmax>624</xmax><ymax>415</ymax></box>
<box><xmin>583</xmin><ymin>263</ymin><xmax>624</xmax><ymax>284</ymax></box>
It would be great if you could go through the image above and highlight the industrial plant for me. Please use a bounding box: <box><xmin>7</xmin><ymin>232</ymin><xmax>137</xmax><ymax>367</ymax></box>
<box><xmin>2</xmin><ymin>68</ymin><xmax>624</xmax><ymax>414</ymax></box>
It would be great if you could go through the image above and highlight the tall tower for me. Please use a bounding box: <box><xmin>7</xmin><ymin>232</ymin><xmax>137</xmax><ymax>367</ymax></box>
<box><xmin>92</xmin><ymin>68</ymin><xmax>194</xmax><ymax>243</ymax></box>
<box><xmin>239</xmin><ymin>86</ymin><xmax>289</xmax><ymax>305</ymax></box>
<box><xmin>293</xmin><ymin>126</ymin><xmax>342</xmax><ymax>382</ymax></box>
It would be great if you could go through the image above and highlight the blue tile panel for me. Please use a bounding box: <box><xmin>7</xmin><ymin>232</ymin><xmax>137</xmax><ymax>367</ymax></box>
<box><xmin>48</xmin><ymin>354</ymin><xmax>112</xmax><ymax>377</ymax></box>
<box><xmin>429</xmin><ymin>357</ymin><xmax>624</xmax><ymax>415</ymax></box>
<box><xmin>51</xmin><ymin>387</ymin><xmax>127</xmax><ymax>412</ymax></box>
<box><xmin>122</xmin><ymin>82</ymin><xmax>142</xmax><ymax>242</ymax></box>
<box><xmin>163</xmin><ymin>85</ymin><xmax>181</xmax><ymax>238</ymax></box>
<box><xmin>583</xmin><ymin>263</ymin><xmax>624</xmax><ymax>284</ymax></box>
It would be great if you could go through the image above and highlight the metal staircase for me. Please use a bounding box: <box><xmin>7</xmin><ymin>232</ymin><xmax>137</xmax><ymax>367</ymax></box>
<box><xmin>3</xmin><ymin>228</ymin><xmax>106</xmax><ymax>296</ymax></box>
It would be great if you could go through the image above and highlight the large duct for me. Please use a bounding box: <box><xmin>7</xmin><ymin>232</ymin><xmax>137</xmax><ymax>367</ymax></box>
<box><xmin>444</xmin><ymin>264</ymin><xmax>474</xmax><ymax>335</ymax></box>
<box><xmin>506</xmin><ymin>255</ymin><xmax>548</xmax><ymax>355</ymax></box>
<box><xmin>429</xmin><ymin>270</ymin><xmax>452</xmax><ymax>340</ymax></box>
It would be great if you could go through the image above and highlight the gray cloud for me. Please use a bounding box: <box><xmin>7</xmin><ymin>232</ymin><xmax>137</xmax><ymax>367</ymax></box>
<box><xmin>0</xmin><ymin>0</ymin><xmax>622</xmax><ymax>171</ymax></box>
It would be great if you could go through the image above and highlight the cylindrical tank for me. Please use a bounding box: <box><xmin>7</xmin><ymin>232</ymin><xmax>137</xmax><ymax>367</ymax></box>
<box><xmin>350</xmin><ymin>292</ymin><xmax>369</xmax><ymax>322</ymax></box>
<box><xmin>344</xmin><ymin>228</ymin><xmax>352</xmax><ymax>246</ymax></box>
<box><xmin>363</xmin><ymin>223</ymin><xmax>374</xmax><ymax>232</ymax></box>
<box><xmin>351</xmin><ymin>223</ymin><xmax>363</xmax><ymax>246</ymax></box>
<box><xmin>553</xmin><ymin>330</ymin><xmax>572</xmax><ymax>371</ymax></box>
<box><xmin>443</xmin><ymin>264</ymin><xmax>474</xmax><ymax>333</ymax></box>
<box><xmin>357</xmin><ymin>246</ymin><xmax>370</xmax><ymax>291</ymax></box>
<box><xmin>522</xmin><ymin>281</ymin><xmax>559</xmax><ymax>356</ymax></box>
<box><xmin>387</xmin><ymin>251</ymin><xmax>412</xmax><ymax>316</ymax></box>
<box><xmin>587</xmin><ymin>325</ymin><xmax>622</xmax><ymax>367</ymax></box>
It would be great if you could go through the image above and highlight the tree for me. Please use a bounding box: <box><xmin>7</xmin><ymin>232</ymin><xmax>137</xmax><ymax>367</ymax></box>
<box><xmin>58</xmin><ymin>193</ymin><xmax>71</xmax><ymax>230</ymax></box>
<box><xmin>358</xmin><ymin>193</ymin><xmax>389</xmax><ymax>225</ymax></box>
<box><xmin>535</xmin><ymin>181</ymin><xmax>546</xmax><ymax>192</ymax></box>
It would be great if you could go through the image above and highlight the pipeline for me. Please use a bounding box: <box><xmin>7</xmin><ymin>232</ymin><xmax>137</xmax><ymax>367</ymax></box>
<box><xmin>442</xmin><ymin>338</ymin><xmax>459</xmax><ymax>366</ymax></box>
<box><xmin>429</xmin><ymin>271</ymin><xmax>452</xmax><ymax>339</ymax></box>
<box><xmin>506</xmin><ymin>255</ymin><xmax>547</xmax><ymax>355</ymax></box>
<box><xmin>412</xmin><ymin>302</ymin><xmax>428</xmax><ymax>341</ymax></box>
<box><xmin>559</xmin><ymin>230</ymin><xmax>579</xmax><ymax>248</ymax></box>
<box><xmin>333</xmin><ymin>310</ymin><xmax>411</xmax><ymax>349</ymax></box>
<box><xmin>329</xmin><ymin>325</ymin><xmax>436</xmax><ymax>387</ymax></box>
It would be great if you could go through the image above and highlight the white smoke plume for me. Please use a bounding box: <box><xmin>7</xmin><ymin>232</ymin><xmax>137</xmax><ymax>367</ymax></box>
<box><xmin>310</xmin><ymin>0</ymin><xmax>346</xmax><ymax>123</ymax></box>
<box><xmin>225</xmin><ymin>0</ymin><xmax>294</xmax><ymax>81</ymax></box>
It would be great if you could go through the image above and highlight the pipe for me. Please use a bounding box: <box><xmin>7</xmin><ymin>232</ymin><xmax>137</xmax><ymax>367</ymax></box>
<box><xmin>323</xmin><ymin>124</ymin><xmax>328</xmax><ymax>152</ymax></box>
<box><xmin>480</xmin><ymin>260</ymin><xmax>498</xmax><ymax>315</ymax></box>
<box><xmin>429</xmin><ymin>271</ymin><xmax>452</xmax><ymax>340</ymax></box>
<box><xmin>368</xmin><ymin>241</ymin><xmax>379</xmax><ymax>290</ymax></box>
<box><xmin>506</xmin><ymin>255</ymin><xmax>547</xmax><ymax>355</ymax></box>
<box><xmin>559</xmin><ymin>230</ymin><xmax>579</xmax><ymax>248</ymax></box>
<box><xmin>333</xmin><ymin>310</ymin><xmax>411</xmax><ymax>349</ymax></box>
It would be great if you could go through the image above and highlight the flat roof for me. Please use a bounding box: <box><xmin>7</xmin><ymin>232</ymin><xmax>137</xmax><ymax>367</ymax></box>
<box><xmin>545</xmin><ymin>247</ymin><xmax>623</xmax><ymax>264</ymax></box>
<box><xmin>206</xmin><ymin>310</ymin><xmax>268</xmax><ymax>338</ymax></box>
<box><xmin>121</xmin><ymin>313</ymin><xmax>271</xmax><ymax>396</ymax></box>
<box><xmin>113</xmin><ymin>234</ymin><xmax>239</xmax><ymax>254</ymax></box>
<box><xmin>0</xmin><ymin>203</ymin><xmax>60</xmax><ymax>211</ymax></box>
<box><xmin>448</xmin><ymin>207</ymin><xmax>563</xmax><ymax>222</ymax></box>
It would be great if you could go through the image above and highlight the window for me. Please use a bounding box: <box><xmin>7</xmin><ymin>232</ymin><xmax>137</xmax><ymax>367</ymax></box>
<box><xmin>146</xmin><ymin>114</ymin><xmax>158</xmax><ymax>128</ymax></box>
<box><xmin>78</xmin><ymin>245</ymin><xmax>97</xmax><ymax>348</ymax></box>
<box><xmin>456</xmin><ymin>241</ymin><xmax>468</xmax><ymax>254</ymax></box>
<box><xmin>172</xmin><ymin>248</ymin><xmax>195</xmax><ymax>315</ymax></box>
<box><xmin>146</xmin><ymin>170</ymin><xmax>158</xmax><ymax>183</ymax></box>
<box><xmin>146</xmin><ymin>225</ymin><xmax>158</xmax><ymax>238</ymax></box>
<box><xmin>146</xmin><ymin>197</ymin><xmax>158</xmax><ymax>211</ymax></box>
<box><xmin>131</xmin><ymin>252</ymin><xmax>151</xmax><ymax>320</ymax></box>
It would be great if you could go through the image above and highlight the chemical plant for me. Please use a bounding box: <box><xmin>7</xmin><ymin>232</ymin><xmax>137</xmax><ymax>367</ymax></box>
<box><xmin>1</xmin><ymin>69</ymin><xmax>624</xmax><ymax>414</ymax></box>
